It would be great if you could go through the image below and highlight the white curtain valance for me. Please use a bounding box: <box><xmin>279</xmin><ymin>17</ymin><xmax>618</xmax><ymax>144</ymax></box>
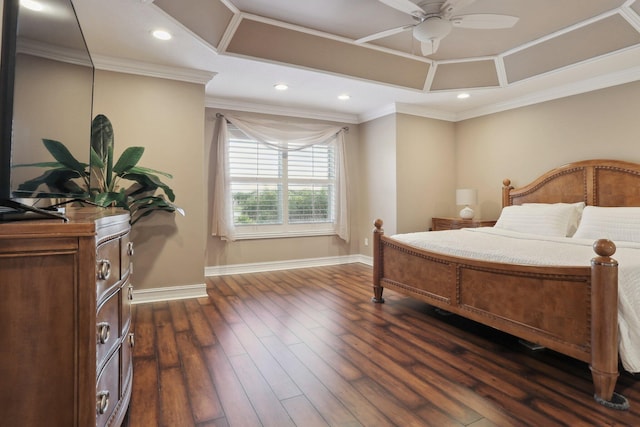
<box><xmin>211</xmin><ymin>114</ymin><xmax>350</xmax><ymax>243</ymax></box>
<box><xmin>224</xmin><ymin>114</ymin><xmax>345</xmax><ymax>151</ymax></box>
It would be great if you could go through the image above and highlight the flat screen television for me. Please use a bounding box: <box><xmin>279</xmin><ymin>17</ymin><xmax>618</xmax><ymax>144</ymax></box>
<box><xmin>0</xmin><ymin>0</ymin><xmax>94</xmax><ymax>220</ymax></box>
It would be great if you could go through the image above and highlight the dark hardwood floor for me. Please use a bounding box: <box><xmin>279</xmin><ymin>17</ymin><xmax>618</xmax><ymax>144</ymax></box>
<box><xmin>123</xmin><ymin>263</ymin><xmax>640</xmax><ymax>426</ymax></box>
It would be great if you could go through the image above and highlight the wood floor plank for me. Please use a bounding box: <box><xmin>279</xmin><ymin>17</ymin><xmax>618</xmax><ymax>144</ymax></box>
<box><xmin>340</xmin><ymin>332</ymin><xmax>482</xmax><ymax>425</ymax></box>
<box><xmin>288</xmin><ymin>341</ymin><xmax>395</xmax><ymax>427</ymax></box>
<box><xmin>127</xmin><ymin>356</ymin><xmax>160</xmax><ymax>427</ymax></box>
<box><xmin>309</xmin><ymin>326</ymin><xmax>427</xmax><ymax>409</ymax></box>
<box><xmin>132</xmin><ymin>301</ymin><xmax>156</xmax><ymax>358</ymax></box>
<box><xmin>153</xmin><ymin>308</ymin><xmax>180</xmax><ymax>369</ymax></box>
<box><xmin>229</xmin><ymin>321</ymin><xmax>302</xmax><ymax>400</ymax></box>
<box><xmin>199</xmin><ymin>302</ymin><xmax>246</xmax><ymax>357</ymax></box>
<box><xmin>352</xmin><ymin>377</ymin><xmax>463</xmax><ymax>427</ymax></box>
<box><xmin>184</xmin><ymin>298</ymin><xmax>218</xmax><ymax>347</ymax></box>
<box><xmin>280</xmin><ymin>395</ymin><xmax>330</xmax><ymax>427</ymax></box>
<box><xmin>159</xmin><ymin>367</ymin><xmax>195</xmax><ymax>427</ymax></box>
<box><xmin>176</xmin><ymin>331</ymin><xmax>224</xmax><ymax>423</ymax></box>
<box><xmin>229</xmin><ymin>353</ymin><xmax>296</xmax><ymax>427</ymax></box>
<box><xmin>203</xmin><ymin>345</ymin><xmax>262</xmax><ymax>427</ymax></box>
<box><xmin>261</xmin><ymin>334</ymin><xmax>363</xmax><ymax>426</ymax></box>
<box><xmin>168</xmin><ymin>297</ymin><xmax>191</xmax><ymax>332</ymax></box>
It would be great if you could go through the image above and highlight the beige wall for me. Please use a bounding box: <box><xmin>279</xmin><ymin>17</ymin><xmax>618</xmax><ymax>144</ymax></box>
<box><xmin>358</xmin><ymin>114</ymin><xmax>396</xmax><ymax>255</ymax></box>
<box><xmin>396</xmin><ymin>113</ymin><xmax>456</xmax><ymax>233</ymax></box>
<box><xmin>205</xmin><ymin>109</ymin><xmax>360</xmax><ymax>267</ymax></box>
<box><xmin>93</xmin><ymin>70</ymin><xmax>206</xmax><ymax>291</ymax></box>
<box><xmin>456</xmin><ymin>80</ymin><xmax>640</xmax><ymax>220</ymax></box>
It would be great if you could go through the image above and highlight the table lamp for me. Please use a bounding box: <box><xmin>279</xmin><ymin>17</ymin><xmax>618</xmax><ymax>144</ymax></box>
<box><xmin>456</xmin><ymin>188</ymin><xmax>477</xmax><ymax>219</ymax></box>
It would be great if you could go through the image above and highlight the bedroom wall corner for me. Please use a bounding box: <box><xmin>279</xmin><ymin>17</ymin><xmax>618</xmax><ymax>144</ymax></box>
<box><xmin>93</xmin><ymin>70</ymin><xmax>206</xmax><ymax>292</ymax></box>
<box><xmin>358</xmin><ymin>113</ymin><xmax>397</xmax><ymax>254</ymax></box>
<box><xmin>396</xmin><ymin>113</ymin><xmax>456</xmax><ymax>233</ymax></box>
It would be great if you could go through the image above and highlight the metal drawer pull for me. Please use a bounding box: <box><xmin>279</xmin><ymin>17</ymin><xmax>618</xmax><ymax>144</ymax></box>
<box><xmin>96</xmin><ymin>390</ymin><xmax>110</xmax><ymax>415</ymax></box>
<box><xmin>97</xmin><ymin>259</ymin><xmax>111</xmax><ymax>280</ymax></box>
<box><xmin>127</xmin><ymin>241</ymin><xmax>134</xmax><ymax>256</ymax></box>
<box><xmin>127</xmin><ymin>284</ymin><xmax>134</xmax><ymax>301</ymax></box>
<box><xmin>97</xmin><ymin>322</ymin><xmax>110</xmax><ymax>344</ymax></box>
<box><xmin>128</xmin><ymin>333</ymin><xmax>135</xmax><ymax>348</ymax></box>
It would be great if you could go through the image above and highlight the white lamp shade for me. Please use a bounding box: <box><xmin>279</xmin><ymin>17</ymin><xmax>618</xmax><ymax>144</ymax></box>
<box><xmin>456</xmin><ymin>188</ymin><xmax>477</xmax><ymax>219</ymax></box>
<box><xmin>456</xmin><ymin>189</ymin><xmax>477</xmax><ymax>206</ymax></box>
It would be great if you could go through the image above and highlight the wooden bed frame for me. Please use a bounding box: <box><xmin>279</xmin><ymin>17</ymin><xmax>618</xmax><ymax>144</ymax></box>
<box><xmin>372</xmin><ymin>159</ymin><xmax>640</xmax><ymax>410</ymax></box>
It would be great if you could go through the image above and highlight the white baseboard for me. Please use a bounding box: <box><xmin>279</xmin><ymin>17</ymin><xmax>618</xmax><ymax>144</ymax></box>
<box><xmin>205</xmin><ymin>254</ymin><xmax>372</xmax><ymax>276</ymax></box>
<box><xmin>132</xmin><ymin>283</ymin><xmax>208</xmax><ymax>305</ymax></box>
<box><xmin>131</xmin><ymin>255</ymin><xmax>374</xmax><ymax>304</ymax></box>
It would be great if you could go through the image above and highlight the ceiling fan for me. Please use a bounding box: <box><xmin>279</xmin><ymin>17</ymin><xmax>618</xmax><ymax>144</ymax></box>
<box><xmin>355</xmin><ymin>0</ymin><xmax>519</xmax><ymax>56</ymax></box>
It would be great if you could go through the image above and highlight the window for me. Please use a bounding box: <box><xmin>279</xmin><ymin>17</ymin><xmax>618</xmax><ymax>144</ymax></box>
<box><xmin>228</xmin><ymin>129</ymin><xmax>337</xmax><ymax>238</ymax></box>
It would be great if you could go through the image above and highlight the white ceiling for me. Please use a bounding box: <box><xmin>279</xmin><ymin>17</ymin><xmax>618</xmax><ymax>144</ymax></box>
<box><xmin>69</xmin><ymin>0</ymin><xmax>640</xmax><ymax>123</ymax></box>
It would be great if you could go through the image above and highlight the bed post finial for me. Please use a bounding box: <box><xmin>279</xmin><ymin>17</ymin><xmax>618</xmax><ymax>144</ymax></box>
<box><xmin>502</xmin><ymin>179</ymin><xmax>514</xmax><ymax>207</ymax></box>
<box><xmin>372</xmin><ymin>219</ymin><xmax>385</xmax><ymax>303</ymax></box>
<box><xmin>590</xmin><ymin>238</ymin><xmax>629</xmax><ymax>410</ymax></box>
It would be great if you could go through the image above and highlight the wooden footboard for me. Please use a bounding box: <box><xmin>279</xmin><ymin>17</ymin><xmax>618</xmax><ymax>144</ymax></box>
<box><xmin>372</xmin><ymin>219</ymin><xmax>625</xmax><ymax>409</ymax></box>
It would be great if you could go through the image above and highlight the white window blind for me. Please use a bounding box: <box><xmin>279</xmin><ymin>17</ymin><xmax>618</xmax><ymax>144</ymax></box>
<box><xmin>228</xmin><ymin>129</ymin><xmax>336</xmax><ymax>236</ymax></box>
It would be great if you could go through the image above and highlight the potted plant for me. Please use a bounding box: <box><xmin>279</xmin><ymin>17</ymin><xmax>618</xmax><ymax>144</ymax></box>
<box><xmin>16</xmin><ymin>114</ymin><xmax>183</xmax><ymax>224</ymax></box>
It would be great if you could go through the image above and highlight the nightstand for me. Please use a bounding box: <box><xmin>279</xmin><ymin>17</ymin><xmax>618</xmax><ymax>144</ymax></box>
<box><xmin>432</xmin><ymin>217</ymin><xmax>497</xmax><ymax>231</ymax></box>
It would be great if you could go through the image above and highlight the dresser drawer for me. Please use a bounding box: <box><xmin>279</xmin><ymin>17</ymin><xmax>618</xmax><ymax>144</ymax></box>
<box><xmin>121</xmin><ymin>329</ymin><xmax>134</xmax><ymax>399</ymax></box>
<box><xmin>97</xmin><ymin>238</ymin><xmax>121</xmax><ymax>303</ymax></box>
<box><xmin>96</xmin><ymin>350</ymin><xmax>120</xmax><ymax>427</ymax></box>
<box><xmin>121</xmin><ymin>280</ymin><xmax>133</xmax><ymax>336</ymax></box>
<box><xmin>96</xmin><ymin>290</ymin><xmax>120</xmax><ymax>369</ymax></box>
<box><xmin>121</xmin><ymin>233</ymin><xmax>134</xmax><ymax>279</ymax></box>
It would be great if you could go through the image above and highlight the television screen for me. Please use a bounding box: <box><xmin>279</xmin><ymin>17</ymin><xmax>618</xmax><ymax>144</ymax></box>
<box><xmin>0</xmin><ymin>0</ymin><xmax>94</xmax><ymax>210</ymax></box>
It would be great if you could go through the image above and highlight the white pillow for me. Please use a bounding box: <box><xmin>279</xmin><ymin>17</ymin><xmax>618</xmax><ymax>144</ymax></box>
<box><xmin>523</xmin><ymin>202</ymin><xmax>585</xmax><ymax>237</ymax></box>
<box><xmin>494</xmin><ymin>203</ymin><xmax>578</xmax><ymax>237</ymax></box>
<box><xmin>572</xmin><ymin>206</ymin><xmax>640</xmax><ymax>243</ymax></box>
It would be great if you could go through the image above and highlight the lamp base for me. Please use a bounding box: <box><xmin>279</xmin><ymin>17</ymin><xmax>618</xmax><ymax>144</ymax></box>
<box><xmin>460</xmin><ymin>206</ymin><xmax>474</xmax><ymax>219</ymax></box>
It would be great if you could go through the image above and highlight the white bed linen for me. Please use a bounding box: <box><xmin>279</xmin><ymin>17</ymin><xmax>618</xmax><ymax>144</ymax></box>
<box><xmin>391</xmin><ymin>227</ymin><xmax>640</xmax><ymax>373</ymax></box>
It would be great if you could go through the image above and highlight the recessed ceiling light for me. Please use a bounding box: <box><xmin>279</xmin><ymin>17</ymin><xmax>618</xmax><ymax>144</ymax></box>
<box><xmin>152</xmin><ymin>30</ymin><xmax>172</xmax><ymax>41</ymax></box>
<box><xmin>338</xmin><ymin>94</ymin><xmax>350</xmax><ymax>100</ymax></box>
<box><xmin>20</xmin><ymin>0</ymin><xmax>44</xmax><ymax>11</ymax></box>
<box><xmin>457</xmin><ymin>93</ymin><xmax>470</xmax><ymax>99</ymax></box>
<box><xmin>274</xmin><ymin>83</ymin><xmax>289</xmax><ymax>91</ymax></box>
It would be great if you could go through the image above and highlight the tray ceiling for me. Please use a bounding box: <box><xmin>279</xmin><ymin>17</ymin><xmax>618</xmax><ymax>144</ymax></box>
<box><xmin>73</xmin><ymin>0</ymin><xmax>640</xmax><ymax>122</ymax></box>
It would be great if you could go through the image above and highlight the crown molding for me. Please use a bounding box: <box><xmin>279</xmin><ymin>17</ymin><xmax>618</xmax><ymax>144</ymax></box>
<box><xmin>456</xmin><ymin>63</ymin><xmax>640</xmax><ymax>121</ymax></box>
<box><xmin>395</xmin><ymin>103</ymin><xmax>458</xmax><ymax>122</ymax></box>
<box><xmin>91</xmin><ymin>54</ymin><xmax>217</xmax><ymax>85</ymax></box>
<box><xmin>205</xmin><ymin>96</ymin><xmax>360</xmax><ymax>123</ymax></box>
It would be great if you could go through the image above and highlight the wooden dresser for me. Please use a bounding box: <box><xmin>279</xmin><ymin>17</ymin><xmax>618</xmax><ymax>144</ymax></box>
<box><xmin>432</xmin><ymin>217</ymin><xmax>497</xmax><ymax>231</ymax></box>
<box><xmin>0</xmin><ymin>207</ymin><xmax>133</xmax><ymax>427</ymax></box>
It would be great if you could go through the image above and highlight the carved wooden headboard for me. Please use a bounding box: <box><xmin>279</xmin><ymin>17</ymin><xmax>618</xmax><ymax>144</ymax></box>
<box><xmin>502</xmin><ymin>159</ymin><xmax>640</xmax><ymax>207</ymax></box>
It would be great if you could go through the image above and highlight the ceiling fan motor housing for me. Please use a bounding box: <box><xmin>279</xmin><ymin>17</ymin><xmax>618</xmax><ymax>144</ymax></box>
<box><xmin>414</xmin><ymin>16</ymin><xmax>453</xmax><ymax>41</ymax></box>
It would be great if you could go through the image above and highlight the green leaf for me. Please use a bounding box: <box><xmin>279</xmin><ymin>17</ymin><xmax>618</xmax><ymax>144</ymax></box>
<box><xmin>119</xmin><ymin>171</ymin><xmax>176</xmax><ymax>202</ymax></box>
<box><xmin>91</xmin><ymin>114</ymin><xmax>114</xmax><ymax>188</ymax></box>
<box><xmin>90</xmin><ymin>146</ymin><xmax>105</xmax><ymax>169</ymax></box>
<box><xmin>42</xmin><ymin>139</ymin><xmax>87</xmax><ymax>173</ymax></box>
<box><xmin>131</xmin><ymin>165</ymin><xmax>173</xmax><ymax>179</ymax></box>
<box><xmin>113</xmin><ymin>147</ymin><xmax>145</xmax><ymax>174</ymax></box>
<box><xmin>13</xmin><ymin>161</ymin><xmax>67</xmax><ymax>168</ymax></box>
<box><xmin>91</xmin><ymin>114</ymin><xmax>113</xmax><ymax>164</ymax></box>
<box><xmin>17</xmin><ymin>168</ymin><xmax>87</xmax><ymax>194</ymax></box>
<box><xmin>91</xmin><ymin>190</ymin><xmax>129</xmax><ymax>208</ymax></box>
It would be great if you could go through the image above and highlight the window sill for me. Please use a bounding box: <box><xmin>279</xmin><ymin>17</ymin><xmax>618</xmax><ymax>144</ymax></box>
<box><xmin>232</xmin><ymin>229</ymin><xmax>337</xmax><ymax>241</ymax></box>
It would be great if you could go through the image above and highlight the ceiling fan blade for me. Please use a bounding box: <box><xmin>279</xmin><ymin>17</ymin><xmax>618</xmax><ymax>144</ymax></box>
<box><xmin>451</xmin><ymin>14</ymin><xmax>519</xmax><ymax>29</ymax></box>
<box><xmin>378</xmin><ymin>0</ymin><xmax>426</xmax><ymax>17</ymax></box>
<box><xmin>440</xmin><ymin>0</ymin><xmax>476</xmax><ymax>19</ymax></box>
<box><xmin>355</xmin><ymin>24</ymin><xmax>414</xmax><ymax>44</ymax></box>
<box><xmin>420</xmin><ymin>38</ymin><xmax>441</xmax><ymax>56</ymax></box>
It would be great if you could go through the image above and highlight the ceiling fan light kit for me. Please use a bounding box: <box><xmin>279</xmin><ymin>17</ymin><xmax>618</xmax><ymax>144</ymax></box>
<box><xmin>358</xmin><ymin>0</ymin><xmax>519</xmax><ymax>56</ymax></box>
<box><xmin>413</xmin><ymin>17</ymin><xmax>452</xmax><ymax>42</ymax></box>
